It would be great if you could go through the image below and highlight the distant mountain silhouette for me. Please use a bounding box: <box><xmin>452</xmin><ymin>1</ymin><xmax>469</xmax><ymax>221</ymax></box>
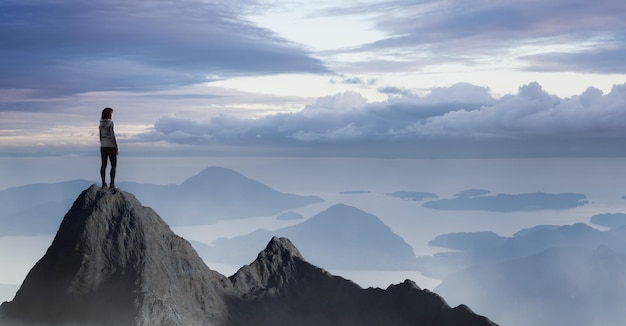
<box><xmin>122</xmin><ymin>166</ymin><xmax>323</xmax><ymax>225</ymax></box>
<box><xmin>0</xmin><ymin>180</ymin><xmax>92</xmax><ymax>235</ymax></box>
<box><xmin>422</xmin><ymin>191</ymin><xmax>588</xmax><ymax>211</ymax></box>
<box><xmin>0</xmin><ymin>166</ymin><xmax>322</xmax><ymax>235</ymax></box>
<box><xmin>276</xmin><ymin>211</ymin><xmax>303</xmax><ymax>220</ymax></box>
<box><xmin>590</xmin><ymin>212</ymin><xmax>626</xmax><ymax>228</ymax></box>
<box><xmin>428</xmin><ymin>231</ymin><xmax>506</xmax><ymax>251</ymax></box>
<box><xmin>436</xmin><ymin>246</ymin><xmax>626</xmax><ymax>326</ymax></box>
<box><xmin>417</xmin><ymin>222</ymin><xmax>626</xmax><ymax>278</ymax></box>
<box><xmin>195</xmin><ymin>204</ymin><xmax>418</xmax><ymax>270</ymax></box>
<box><xmin>386</xmin><ymin>191</ymin><xmax>439</xmax><ymax>201</ymax></box>
<box><xmin>0</xmin><ymin>185</ymin><xmax>495</xmax><ymax>326</ymax></box>
<box><xmin>453</xmin><ymin>189</ymin><xmax>491</xmax><ymax>198</ymax></box>
<box><xmin>511</xmin><ymin>224</ymin><xmax>561</xmax><ymax>237</ymax></box>
<box><xmin>417</xmin><ymin>221</ymin><xmax>626</xmax><ymax>326</ymax></box>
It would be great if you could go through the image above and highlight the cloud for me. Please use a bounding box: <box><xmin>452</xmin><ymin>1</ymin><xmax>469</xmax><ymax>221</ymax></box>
<box><xmin>416</xmin><ymin>82</ymin><xmax>626</xmax><ymax>140</ymax></box>
<box><xmin>0</xmin><ymin>0</ymin><xmax>329</xmax><ymax>95</ymax></box>
<box><xmin>324</xmin><ymin>0</ymin><xmax>626</xmax><ymax>74</ymax></box>
<box><xmin>523</xmin><ymin>42</ymin><xmax>626</xmax><ymax>73</ymax></box>
<box><xmin>378</xmin><ymin>86</ymin><xmax>413</xmax><ymax>97</ymax></box>
<box><xmin>133</xmin><ymin>81</ymin><xmax>626</xmax><ymax>157</ymax></box>
<box><xmin>137</xmin><ymin>87</ymin><xmax>489</xmax><ymax>145</ymax></box>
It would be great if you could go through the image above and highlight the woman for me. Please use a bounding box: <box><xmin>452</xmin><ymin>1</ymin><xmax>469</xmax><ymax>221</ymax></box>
<box><xmin>99</xmin><ymin>107</ymin><xmax>118</xmax><ymax>189</ymax></box>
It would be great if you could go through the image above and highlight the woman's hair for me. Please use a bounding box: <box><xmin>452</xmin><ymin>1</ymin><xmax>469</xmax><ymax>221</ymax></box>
<box><xmin>101</xmin><ymin>107</ymin><xmax>114</xmax><ymax>120</ymax></box>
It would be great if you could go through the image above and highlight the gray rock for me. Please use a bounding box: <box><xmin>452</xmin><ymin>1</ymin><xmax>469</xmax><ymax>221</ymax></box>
<box><xmin>229</xmin><ymin>237</ymin><xmax>496</xmax><ymax>326</ymax></box>
<box><xmin>1</xmin><ymin>185</ymin><xmax>232</xmax><ymax>325</ymax></box>
<box><xmin>1</xmin><ymin>185</ymin><xmax>496</xmax><ymax>326</ymax></box>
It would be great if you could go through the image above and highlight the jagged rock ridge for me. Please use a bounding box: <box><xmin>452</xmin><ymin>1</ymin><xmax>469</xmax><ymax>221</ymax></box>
<box><xmin>0</xmin><ymin>185</ymin><xmax>496</xmax><ymax>326</ymax></box>
<box><xmin>229</xmin><ymin>237</ymin><xmax>494</xmax><ymax>326</ymax></box>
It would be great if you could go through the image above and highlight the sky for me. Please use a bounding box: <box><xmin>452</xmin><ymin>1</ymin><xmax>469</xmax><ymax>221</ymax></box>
<box><xmin>2</xmin><ymin>0</ymin><xmax>626</xmax><ymax>158</ymax></box>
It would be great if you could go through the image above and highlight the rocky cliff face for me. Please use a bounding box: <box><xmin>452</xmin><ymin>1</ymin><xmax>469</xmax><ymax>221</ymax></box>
<box><xmin>0</xmin><ymin>185</ymin><xmax>232</xmax><ymax>325</ymax></box>
<box><xmin>229</xmin><ymin>237</ymin><xmax>494</xmax><ymax>326</ymax></box>
<box><xmin>0</xmin><ymin>185</ymin><xmax>496</xmax><ymax>326</ymax></box>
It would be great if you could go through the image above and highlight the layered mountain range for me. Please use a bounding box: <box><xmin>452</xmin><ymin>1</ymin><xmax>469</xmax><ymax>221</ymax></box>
<box><xmin>0</xmin><ymin>167</ymin><xmax>322</xmax><ymax>235</ymax></box>
<box><xmin>426</xmin><ymin>224</ymin><xmax>626</xmax><ymax>326</ymax></box>
<box><xmin>197</xmin><ymin>203</ymin><xmax>419</xmax><ymax>270</ymax></box>
<box><xmin>0</xmin><ymin>185</ymin><xmax>495</xmax><ymax>325</ymax></box>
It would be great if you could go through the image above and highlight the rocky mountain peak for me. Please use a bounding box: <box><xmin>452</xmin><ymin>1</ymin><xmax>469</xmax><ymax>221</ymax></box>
<box><xmin>260</xmin><ymin>236</ymin><xmax>304</xmax><ymax>262</ymax></box>
<box><xmin>1</xmin><ymin>185</ymin><xmax>232</xmax><ymax>326</ymax></box>
<box><xmin>229</xmin><ymin>236</ymin><xmax>313</xmax><ymax>296</ymax></box>
<box><xmin>1</xmin><ymin>185</ymin><xmax>496</xmax><ymax>326</ymax></box>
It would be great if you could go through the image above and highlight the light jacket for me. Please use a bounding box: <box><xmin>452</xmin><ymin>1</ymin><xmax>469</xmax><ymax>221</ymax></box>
<box><xmin>99</xmin><ymin>119</ymin><xmax>117</xmax><ymax>148</ymax></box>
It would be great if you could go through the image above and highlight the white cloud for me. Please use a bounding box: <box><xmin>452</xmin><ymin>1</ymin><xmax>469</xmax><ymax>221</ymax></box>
<box><xmin>130</xmin><ymin>81</ymin><xmax>626</xmax><ymax>157</ymax></box>
<box><xmin>303</xmin><ymin>92</ymin><xmax>368</xmax><ymax>112</ymax></box>
<box><xmin>321</xmin><ymin>0</ymin><xmax>626</xmax><ymax>75</ymax></box>
<box><xmin>4</xmin><ymin>0</ymin><xmax>626</xmax><ymax>159</ymax></box>
<box><xmin>416</xmin><ymin>82</ymin><xmax>626</xmax><ymax>140</ymax></box>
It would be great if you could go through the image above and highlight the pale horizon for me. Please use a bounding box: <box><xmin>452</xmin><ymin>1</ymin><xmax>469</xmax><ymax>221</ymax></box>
<box><xmin>1</xmin><ymin>0</ymin><xmax>626</xmax><ymax>158</ymax></box>
<box><xmin>3</xmin><ymin>3</ymin><xmax>626</xmax><ymax>323</ymax></box>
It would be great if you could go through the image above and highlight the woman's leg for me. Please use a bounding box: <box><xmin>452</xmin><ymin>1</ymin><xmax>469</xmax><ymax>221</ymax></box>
<box><xmin>109</xmin><ymin>150</ymin><xmax>117</xmax><ymax>188</ymax></box>
<box><xmin>100</xmin><ymin>148</ymin><xmax>108</xmax><ymax>187</ymax></box>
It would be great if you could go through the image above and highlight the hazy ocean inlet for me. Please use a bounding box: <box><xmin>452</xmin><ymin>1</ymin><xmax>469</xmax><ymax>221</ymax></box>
<box><xmin>2</xmin><ymin>156</ymin><xmax>626</xmax><ymax>325</ymax></box>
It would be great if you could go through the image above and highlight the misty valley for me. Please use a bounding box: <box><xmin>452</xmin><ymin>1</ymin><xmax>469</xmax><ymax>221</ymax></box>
<box><xmin>2</xmin><ymin>158</ymin><xmax>626</xmax><ymax>325</ymax></box>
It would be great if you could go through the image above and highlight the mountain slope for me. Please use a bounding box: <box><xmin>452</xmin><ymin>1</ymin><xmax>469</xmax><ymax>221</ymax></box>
<box><xmin>0</xmin><ymin>185</ymin><xmax>232</xmax><ymax>325</ymax></box>
<box><xmin>199</xmin><ymin>204</ymin><xmax>418</xmax><ymax>270</ymax></box>
<box><xmin>0</xmin><ymin>185</ymin><xmax>496</xmax><ymax>326</ymax></box>
<box><xmin>229</xmin><ymin>237</ymin><xmax>494</xmax><ymax>326</ymax></box>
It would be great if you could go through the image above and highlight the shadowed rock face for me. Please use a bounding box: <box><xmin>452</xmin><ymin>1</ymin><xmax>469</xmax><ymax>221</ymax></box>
<box><xmin>0</xmin><ymin>185</ymin><xmax>232</xmax><ymax>325</ymax></box>
<box><xmin>229</xmin><ymin>237</ymin><xmax>495</xmax><ymax>326</ymax></box>
<box><xmin>0</xmin><ymin>185</ymin><xmax>496</xmax><ymax>326</ymax></box>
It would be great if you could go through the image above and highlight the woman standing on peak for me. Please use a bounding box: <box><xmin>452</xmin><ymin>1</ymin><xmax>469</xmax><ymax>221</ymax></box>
<box><xmin>99</xmin><ymin>107</ymin><xmax>118</xmax><ymax>189</ymax></box>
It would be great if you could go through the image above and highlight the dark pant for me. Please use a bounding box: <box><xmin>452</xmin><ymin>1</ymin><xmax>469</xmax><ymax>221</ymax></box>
<box><xmin>100</xmin><ymin>147</ymin><xmax>117</xmax><ymax>186</ymax></box>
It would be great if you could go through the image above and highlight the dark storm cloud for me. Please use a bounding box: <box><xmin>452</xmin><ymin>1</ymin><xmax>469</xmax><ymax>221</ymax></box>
<box><xmin>133</xmin><ymin>81</ymin><xmax>626</xmax><ymax>157</ymax></box>
<box><xmin>0</xmin><ymin>0</ymin><xmax>329</xmax><ymax>96</ymax></box>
